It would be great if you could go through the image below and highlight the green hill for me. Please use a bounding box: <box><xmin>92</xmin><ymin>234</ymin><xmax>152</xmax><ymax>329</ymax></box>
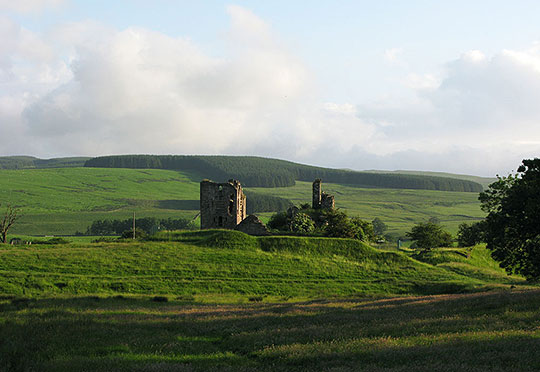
<box><xmin>0</xmin><ymin>230</ymin><xmax>525</xmax><ymax>299</ymax></box>
<box><xmin>0</xmin><ymin>156</ymin><xmax>90</xmax><ymax>169</ymax></box>
<box><xmin>0</xmin><ymin>167</ymin><xmax>291</xmax><ymax>235</ymax></box>
<box><xmin>367</xmin><ymin>169</ymin><xmax>496</xmax><ymax>189</ymax></box>
<box><xmin>0</xmin><ymin>167</ymin><xmax>484</xmax><ymax>236</ymax></box>
<box><xmin>85</xmin><ymin>155</ymin><xmax>483</xmax><ymax>192</ymax></box>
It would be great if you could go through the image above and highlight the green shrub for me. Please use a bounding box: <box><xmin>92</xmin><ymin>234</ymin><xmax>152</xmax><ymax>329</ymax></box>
<box><xmin>406</xmin><ymin>222</ymin><xmax>453</xmax><ymax>251</ymax></box>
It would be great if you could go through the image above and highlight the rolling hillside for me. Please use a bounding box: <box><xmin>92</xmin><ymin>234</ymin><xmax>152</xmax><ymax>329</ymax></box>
<box><xmin>0</xmin><ymin>156</ymin><xmax>90</xmax><ymax>169</ymax></box>
<box><xmin>0</xmin><ymin>168</ymin><xmax>290</xmax><ymax>235</ymax></box>
<box><xmin>0</xmin><ymin>167</ymin><xmax>484</xmax><ymax>236</ymax></box>
<box><xmin>367</xmin><ymin>169</ymin><xmax>496</xmax><ymax>189</ymax></box>
<box><xmin>0</xmin><ymin>231</ymin><xmax>535</xmax><ymax>371</ymax></box>
<box><xmin>85</xmin><ymin>155</ymin><xmax>484</xmax><ymax>192</ymax></box>
<box><xmin>0</xmin><ymin>230</ymin><xmax>525</xmax><ymax>298</ymax></box>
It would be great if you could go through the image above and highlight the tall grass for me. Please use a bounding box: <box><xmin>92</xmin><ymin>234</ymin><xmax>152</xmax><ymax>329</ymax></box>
<box><xmin>1</xmin><ymin>290</ymin><xmax>539</xmax><ymax>371</ymax></box>
<box><xmin>0</xmin><ymin>231</ymin><xmax>527</xmax><ymax>299</ymax></box>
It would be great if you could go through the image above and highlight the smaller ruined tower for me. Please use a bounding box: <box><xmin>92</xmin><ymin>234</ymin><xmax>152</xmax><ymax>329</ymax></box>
<box><xmin>312</xmin><ymin>179</ymin><xmax>322</xmax><ymax>209</ymax></box>
<box><xmin>312</xmin><ymin>179</ymin><xmax>335</xmax><ymax>210</ymax></box>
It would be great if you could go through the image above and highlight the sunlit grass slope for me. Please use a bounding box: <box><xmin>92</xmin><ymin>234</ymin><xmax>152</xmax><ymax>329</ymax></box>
<box><xmin>1</xmin><ymin>290</ymin><xmax>540</xmax><ymax>371</ymax></box>
<box><xmin>1</xmin><ymin>167</ymin><xmax>201</xmax><ymax>235</ymax></box>
<box><xmin>1</xmin><ymin>168</ymin><xmax>484</xmax><ymax>236</ymax></box>
<box><xmin>250</xmin><ymin>181</ymin><xmax>484</xmax><ymax>235</ymax></box>
<box><xmin>0</xmin><ymin>231</ymin><xmax>525</xmax><ymax>299</ymax></box>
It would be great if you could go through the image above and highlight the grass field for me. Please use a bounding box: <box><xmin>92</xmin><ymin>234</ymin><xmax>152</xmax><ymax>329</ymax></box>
<box><xmin>250</xmin><ymin>181</ymin><xmax>484</xmax><ymax>235</ymax></box>
<box><xmin>2</xmin><ymin>290</ymin><xmax>539</xmax><ymax>371</ymax></box>
<box><xmin>0</xmin><ymin>230</ymin><xmax>537</xmax><ymax>371</ymax></box>
<box><xmin>1</xmin><ymin>168</ymin><xmax>484</xmax><ymax>237</ymax></box>
<box><xmin>1</xmin><ymin>167</ymin><xmax>201</xmax><ymax>235</ymax></box>
<box><xmin>0</xmin><ymin>230</ymin><xmax>527</xmax><ymax>299</ymax></box>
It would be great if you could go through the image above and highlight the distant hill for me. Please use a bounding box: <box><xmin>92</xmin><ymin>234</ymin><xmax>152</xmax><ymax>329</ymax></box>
<box><xmin>85</xmin><ymin>155</ymin><xmax>484</xmax><ymax>192</ymax></box>
<box><xmin>366</xmin><ymin>170</ymin><xmax>496</xmax><ymax>190</ymax></box>
<box><xmin>0</xmin><ymin>156</ymin><xmax>90</xmax><ymax>169</ymax></box>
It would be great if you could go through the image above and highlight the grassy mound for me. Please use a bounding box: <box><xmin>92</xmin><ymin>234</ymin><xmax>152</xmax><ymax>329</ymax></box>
<box><xmin>0</xmin><ymin>231</ymin><xmax>528</xmax><ymax>299</ymax></box>
<box><xmin>413</xmin><ymin>245</ymin><xmax>522</xmax><ymax>283</ymax></box>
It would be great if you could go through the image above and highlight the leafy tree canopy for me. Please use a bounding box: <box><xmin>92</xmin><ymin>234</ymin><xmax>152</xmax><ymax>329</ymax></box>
<box><xmin>456</xmin><ymin>221</ymin><xmax>486</xmax><ymax>247</ymax></box>
<box><xmin>479</xmin><ymin>158</ymin><xmax>540</xmax><ymax>280</ymax></box>
<box><xmin>290</xmin><ymin>213</ymin><xmax>315</xmax><ymax>234</ymax></box>
<box><xmin>267</xmin><ymin>206</ymin><xmax>374</xmax><ymax>241</ymax></box>
<box><xmin>372</xmin><ymin>217</ymin><xmax>388</xmax><ymax>236</ymax></box>
<box><xmin>406</xmin><ymin>221</ymin><xmax>452</xmax><ymax>251</ymax></box>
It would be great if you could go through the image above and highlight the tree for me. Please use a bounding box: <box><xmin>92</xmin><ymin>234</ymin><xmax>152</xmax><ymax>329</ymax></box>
<box><xmin>120</xmin><ymin>228</ymin><xmax>147</xmax><ymax>240</ymax></box>
<box><xmin>323</xmin><ymin>209</ymin><xmax>361</xmax><ymax>239</ymax></box>
<box><xmin>267</xmin><ymin>211</ymin><xmax>289</xmax><ymax>231</ymax></box>
<box><xmin>352</xmin><ymin>217</ymin><xmax>375</xmax><ymax>242</ymax></box>
<box><xmin>0</xmin><ymin>204</ymin><xmax>22</xmax><ymax>243</ymax></box>
<box><xmin>290</xmin><ymin>213</ymin><xmax>315</xmax><ymax>234</ymax></box>
<box><xmin>456</xmin><ymin>221</ymin><xmax>487</xmax><ymax>247</ymax></box>
<box><xmin>479</xmin><ymin>158</ymin><xmax>540</xmax><ymax>280</ymax></box>
<box><xmin>372</xmin><ymin>217</ymin><xmax>387</xmax><ymax>236</ymax></box>
<box><xmin>406</xmin><ymin>221</ymin><xmax>452</xmax><ymax>251</ymax></box>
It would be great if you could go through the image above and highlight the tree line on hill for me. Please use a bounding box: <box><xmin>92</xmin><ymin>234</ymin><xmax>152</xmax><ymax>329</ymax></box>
<box><xmin>84</xmin><ymin>155</ymin><xmax>483</xmax><ymax>192</ymax></box>
<box><xmin>84</xmin><ymin>217</ymin><xmax>196</xmax><ymax>236</ymax></box>
<box><xmin>244</xmin><ymin>192</ymin><xmax>292</xmax><ymax>214</ymax></box>
<box><xmin>0</xmin><ymin>156</ymin><xmax>90</xmax><ymax>169</ymax></box>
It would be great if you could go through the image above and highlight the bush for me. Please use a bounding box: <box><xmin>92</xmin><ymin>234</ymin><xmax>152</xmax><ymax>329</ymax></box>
<box><xmin>31</xmin><ymin>237</ymin><xmax>70</xmax><ymax>245</ymax></box>
<box><xmin>120</xmin><ymin>228</ymin><xmax>147</xmax><ymax>240</ymax></box>
<box><xmin>267</xmin><ymin>211</ymin><xmax>289</xmax><ymax>231</ymax></box>
<box><xmin>372</xmin><ymin>217</ymin><xmax>388</xmax><ymax>236</ymax></box>
<box><xmin>267</xmin><ymin>206</ymin><xmax>374</xmax><ymax>241</ymax></box>
<box><xmin>406</xmin><ymin>222</ymin><xmax>453</xmax><ymax>251</ymax></box>
<box><xmin>322</xmin><ymin>209</ymin><xmax>361</xmax><ymax>239</ymax></box>
<box><xmin>457</xmin><ymin>221</ymin><xmax>487</xmax><ymax>247</ymax></box>
<box><xmin>151</xmin><ymin>296</ymin><xmax>168</xmax><ymax>302</ymax></box>
<box><xmin>290</xmin><ymin>213</ymin><xmax>315</xmax><ymax>234</ymax></box>
<box><xmin>351</xmin><ymin>217</ymin><xmax>375</xmax><ymax>242</ymax></box>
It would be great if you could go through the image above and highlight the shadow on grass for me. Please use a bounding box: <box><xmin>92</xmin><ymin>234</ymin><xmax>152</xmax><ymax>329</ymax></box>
<box><xmin>1</xmin><ymin>290</ymin><xmax>540</xmax><ymax>371</ymax></box>
<box><xmin>156</xmin><ymin>200</ymin><xmax>199</xmax><ymax>210</ymax></box>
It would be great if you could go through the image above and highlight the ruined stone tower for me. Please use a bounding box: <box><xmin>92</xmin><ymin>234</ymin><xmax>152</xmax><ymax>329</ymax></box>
<box><xmin>312</xmin><ymin>179</ymin><xmax>322</xmax><ymax>209</ymax></box>
<box><xmin>200</xmin><ymin>179</ymin><xmax>247</xmax><ymax>229</ymax></box>
<box><xmin>312</xmin><ymin>179</ymin><xmax>335</xmax><ymax>210</ymax></box>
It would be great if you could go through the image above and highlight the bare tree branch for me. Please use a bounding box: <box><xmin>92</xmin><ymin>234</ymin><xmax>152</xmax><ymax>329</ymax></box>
<box><xmin>0</xmin><ymin>204</ymin><xmax>22</xmax><ymax>243</ymax></box>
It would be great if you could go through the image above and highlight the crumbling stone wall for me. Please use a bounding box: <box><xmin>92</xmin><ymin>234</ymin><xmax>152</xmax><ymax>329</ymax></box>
<box><xmin>235</xmin><ymin>215</ymin><xmax>269</xmax><ymax>236</ymax></box>
<box><xmin>200</xmin><ymin>179</ymin><xmax>246</xmax><ymax>229</ymax></box>
<box><xmin>312</xmin><ymin>179</ymin><xmax>335</xmax><ymax>210</ymax></box>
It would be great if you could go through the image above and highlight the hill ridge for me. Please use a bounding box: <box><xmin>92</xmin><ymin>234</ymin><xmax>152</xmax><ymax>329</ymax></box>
<box><xmin>84</xmin><ymin>154</ymin><xmax>483</xmax><ymax>192</ymax></box>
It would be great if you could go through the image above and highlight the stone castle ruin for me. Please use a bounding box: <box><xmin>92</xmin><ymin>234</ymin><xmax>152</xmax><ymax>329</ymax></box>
<box><xmin>312</xmin><ymin>179</ymin><xmax>335</xmax><ymax>210</ymax></box>
<box><xmin>200</xmin><ymin>178</ymin><xmax>334</xmax><ymax>235</ymax></box>
<box><xmin>199</xmin><ymin>179</ymin><xmax>269</xmax><ymax>235</ymax></box>
<box><xmin>200</xmin><ymin>179</ymin><xmax>246</xmax><ymax>229</ymax></box>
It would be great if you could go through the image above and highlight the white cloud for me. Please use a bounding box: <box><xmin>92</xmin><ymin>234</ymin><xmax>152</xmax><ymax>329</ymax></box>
<box><xmin>357</xmin><ymin>45</ymin><xmax>540</xmax><ymax>175</ymax></box>
<box><xmin>1</xmin><ymin>6</ymin><xmax>375</xmax><ymax>160</ymax></box>
<box><xmin>2</xmin><ymin>5</ymin><xmax>540</xmax><ymax>177</ymax></box>
<box><xmin>384</xmin><ymin>47</ymin><xmax>403</xmax><ymax>64</ymax></box>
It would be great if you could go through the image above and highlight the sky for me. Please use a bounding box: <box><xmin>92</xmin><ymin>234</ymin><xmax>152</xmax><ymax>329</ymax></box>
<box><xmin>2</xmin><ymin>0</ymin><xmax>540</xmax><ymax>176</ymax></box>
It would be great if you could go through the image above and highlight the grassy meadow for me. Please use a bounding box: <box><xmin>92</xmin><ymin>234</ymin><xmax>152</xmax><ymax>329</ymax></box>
<box><xmin>251</xmin><ymin>181</ymin><xmax>484</xmax><ymax>235</ymax></box>
<box><xmin>1</xmin><ymin>230</ymin><xmax>537</xmax><ymax>371</ymax></box>
<box><xmin>1</xmin><ymin>167</ymin><xmax>484</xmax><ymax>237</ymax></box>
<box><xmin>0</xmin><ymin>230</ymin><xmax>527</xmax><ymax>299</ymax></box>
<box><xmin>2</xmin><ymin>290</ymin><xmax>540</xmax><ymax>371</ymax></box>
<box><xmin>1</xmin><ymin>167</ymin><xmax>201</xmax><ymax>235</ymax></box>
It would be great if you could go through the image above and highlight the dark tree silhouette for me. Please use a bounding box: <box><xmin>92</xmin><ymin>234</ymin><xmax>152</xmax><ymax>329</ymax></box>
<box><xmin>0</xmin><ymin>204</ymin><xmax>21</xmax><ymax>243</ymax></box>
<box><xmin>480</xmin><ymin>158</ymin><xmax>540</xmax><ymax>280</ymax></box>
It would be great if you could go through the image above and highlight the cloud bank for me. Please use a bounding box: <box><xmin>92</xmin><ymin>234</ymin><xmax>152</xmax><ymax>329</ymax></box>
<box><xmin>1</xmin><ymin>5</ymin><xmax>540</xmax><ymax>176</ymax></box>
